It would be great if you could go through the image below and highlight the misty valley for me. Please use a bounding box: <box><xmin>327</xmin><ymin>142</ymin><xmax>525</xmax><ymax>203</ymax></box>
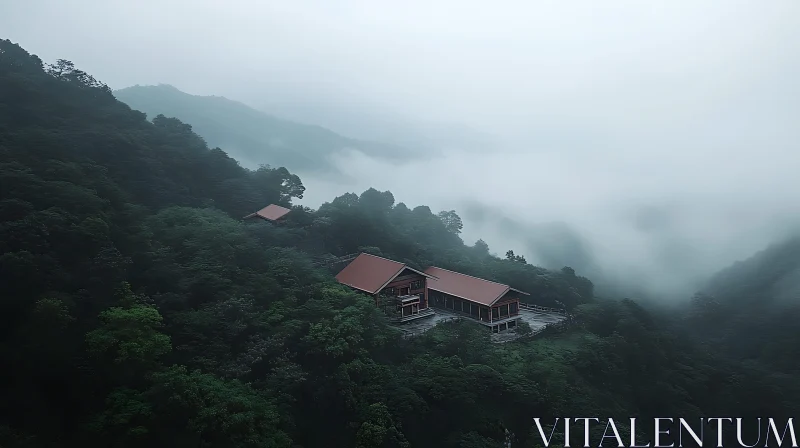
<box><xmin>2</xmin><ymin>31</ymin><xmax>800</xmax><ymax>448</ymax></box>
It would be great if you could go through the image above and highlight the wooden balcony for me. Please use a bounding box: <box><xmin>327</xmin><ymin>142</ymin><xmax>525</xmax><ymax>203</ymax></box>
<box><xmin>391</xmin><ymin>307</ymin><xmax>435</xmax><ymax>323</ymax></box>
<box><xmin>382</xmin><ymin>294</ymin><xmax>435</xmax><ymax>323</ymax></box>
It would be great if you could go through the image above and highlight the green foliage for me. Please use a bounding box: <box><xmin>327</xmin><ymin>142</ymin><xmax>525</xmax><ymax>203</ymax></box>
<box><xmin>90</xmin><ymin>366</ymin><xmax>291</xmax><ymax>447</ymax></box>
<box><xmin>354</xmin><ymin>403</ymin><xmax>410</xmax><ymax>448</ymax></box>
<box><xmin>90</xmin><ymin>388</ymin><xmax>152</xmax><ymax>439</ymax></box>
<box><xmin>506</xmin><ymin>250</ymin><xmax>527</xmax><ymax>263</ymax></box>
<box><xmin>32</xmin><ymin>298</ymin><xmax>75</xmax><ymax>329</ymax></box>
<box><xmin>143</xmin><ymin>366</ymin><xmax>291</xmax><ymax>448</ymax></box>
<box><xmin>86</xmin><ymin>303</ymin><xmax>172</xmax><ymax>365</ymax></box>
<box><xmin>474</xmin><ymin>238</ymin><xmax>490</xmax><ymax>255</ymax></box>
<box><xmin>437</xmin><ymin>210</ymin><xmax>463</xmax><ymax>234</ymax></box>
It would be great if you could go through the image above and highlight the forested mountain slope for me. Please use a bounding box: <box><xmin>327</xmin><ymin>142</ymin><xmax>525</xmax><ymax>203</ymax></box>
<box><xmin>702</xmin><ymin>237</ymin><xmax>800</xmax><ymax>303</ymax></box>
<box><xmin>687</xmin><ymin>236</ymin><xmax>800</xmax><ymax>372</ymax></box>
<box><xmin>114</xmin><ymin>84</ymin><xmax>419</xmax><ymax>172</ymax></box>
<box><xmin>1</xmin><ymin>39</ymin><xmax>798</xmax><ymax>447</ymax></box>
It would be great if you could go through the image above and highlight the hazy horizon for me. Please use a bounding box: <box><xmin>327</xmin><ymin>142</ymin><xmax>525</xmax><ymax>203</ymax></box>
<box><xmin>3</xmin><ymin>0</ymin><xmax>799</xmax><ymax>300</ymax></box>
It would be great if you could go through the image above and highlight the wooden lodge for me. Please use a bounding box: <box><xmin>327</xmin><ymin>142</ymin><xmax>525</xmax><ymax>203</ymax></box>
<box><xmin>334</xmin><ymin>253</ymin><xmax>530</xmax><ymax>332</ymax></box>
<box><xmin>425</xmin><ymin>267</ymin><xmax>529</xmax><ymax>333</ymax></box>
<box><xmin>334</xmin><ymin>253</ymin><xmax>436</xmax><ymax>322</ymax></box>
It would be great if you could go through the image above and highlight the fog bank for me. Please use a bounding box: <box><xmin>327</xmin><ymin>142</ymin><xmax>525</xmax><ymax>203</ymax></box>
<box><xmin>298</xmin><ymin>146</ymin><xmax>800</xmax><ymax>300</ymax></box>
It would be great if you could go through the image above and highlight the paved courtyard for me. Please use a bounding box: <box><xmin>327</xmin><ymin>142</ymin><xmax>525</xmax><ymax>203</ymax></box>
<box><xmin>517</xmin><ymin>309</ymin><xmax>566</xmax><ymax>331</ymax></box>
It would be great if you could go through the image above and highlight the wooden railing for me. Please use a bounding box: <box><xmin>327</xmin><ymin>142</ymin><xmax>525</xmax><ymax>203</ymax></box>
<box><xmin>518</xmin><ymin>302</ymin><xmax>567</xmax><ymax>315</ymax></box>
<box><xmin>390</xmin><ymin>307</ymin><xmax>434</xmax><ymax>323</ymax></box>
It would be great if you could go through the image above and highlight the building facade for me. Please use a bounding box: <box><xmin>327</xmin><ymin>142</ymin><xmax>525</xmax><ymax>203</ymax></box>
<box><xmin>335</xmin><ymin>253</ymin><xmax>435</xmax><ymax>322</ymax></box>
<box><xmin>424</xmin><ymin>266</ymin><xmax>528</xmax><ymax>333</ymax></box>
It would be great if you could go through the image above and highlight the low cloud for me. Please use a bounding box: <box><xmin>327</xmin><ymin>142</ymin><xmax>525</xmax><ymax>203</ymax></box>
<box><xmin>298</xmin><ymin>144</ymin><xmax>800</xmax><ymax>301</ymax></box>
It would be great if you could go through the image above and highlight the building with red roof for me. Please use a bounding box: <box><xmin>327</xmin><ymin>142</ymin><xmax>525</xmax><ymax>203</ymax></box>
<box><xmin>424</xmin><ymin>266</ymin><xmax>529</xmax><ymax>333</ymax></box>
<box><xmin>243</xmin><ymin>204</ymin><xmax>291</xmax><ymax>222</ymax></box>
<box><xmin>334</xmin><ymin>253</ymin><xmax>531</xmax><ymax>332</ymax></box>
<box><xmin>335</xmin><ymin>253</ymin><xmax>436</xmax><ymax>322</ymax></box>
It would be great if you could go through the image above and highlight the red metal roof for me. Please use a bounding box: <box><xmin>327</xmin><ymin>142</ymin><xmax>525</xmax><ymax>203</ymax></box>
<box><xmin>335</xmin><ymin>253</ymin><xmax>432</xmax><ymax>295</ymax></box>
<box><xmin>244</xmin><ymin>204</ymin><xmax>291</xmax><ymax>221</ymax></box>
<box><xmin>424</xmin><ymin>266</ymin><xmax>528</xmax><ymax>306</ymax></box>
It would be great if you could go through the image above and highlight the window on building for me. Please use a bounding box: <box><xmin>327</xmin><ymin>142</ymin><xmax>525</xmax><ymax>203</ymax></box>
<box><xmin>492</xmin><ymin>307</ymin><xmax>499</xmax><ymax>320</ymax></box>
<box><xmin>499</xmin><ymin>305</ymin><xmax>508</xmax><ymax>317</ymax></box>
<box><xmin>510</xmin><ymin>302</ymin><xmax>518</xmax><ymax>315</ymax></box>
<box><xmin>384</xmin><ymin>287</ymin><xmax>396</xmax><ymax>296</ymax></box>
<box><xmin>410</xmin><ymin>280</ymin><xmax>423</xmax><ymax>290</ymax></box>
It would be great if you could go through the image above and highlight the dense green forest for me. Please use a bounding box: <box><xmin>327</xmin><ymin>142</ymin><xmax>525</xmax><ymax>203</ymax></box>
<box><xmin>114</xmin><ymin>85</ymin><xmax>422</xmax><ymax>173</ymax></box>
<box><xmin>2</xmin><ymin>39</ymin><xmax>799</xmax><ymax>447</ymax></box>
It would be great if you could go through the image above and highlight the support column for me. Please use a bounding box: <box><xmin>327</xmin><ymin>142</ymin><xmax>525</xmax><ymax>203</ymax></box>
<box><xmin>422</xmin><ymin>278</ymin><xmax>427</xmax><ymax>309</ymax></box>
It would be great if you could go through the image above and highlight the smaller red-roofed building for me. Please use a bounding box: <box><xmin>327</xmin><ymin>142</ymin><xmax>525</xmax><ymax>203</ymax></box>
<box><xmin>335</xmin><ymin>253</ymin><xmax>436</xmax><ymax>322</ymax></box>
<box><xmin>424</xmin><ymin>266</ymin><xmax>529</xmax><ymax>333</ymax></box>
<box><xmin>243</xmin><ymin>204</ymin><xmax>291</xmax><ymax>222</ymax></box>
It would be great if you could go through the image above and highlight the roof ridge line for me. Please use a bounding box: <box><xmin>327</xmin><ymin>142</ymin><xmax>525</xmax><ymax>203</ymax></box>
<box><xmin>427</xmin><ymin>266</ymin><xmax>510</xmax><ymax>288</ymax></box>
<box><xmin>360</xmin><ymin>252</ymin><xmax>405</xmax><ymax>265</ymax></box>
<box><xmin>259</xmin><ymin>203</ymin><xmax>290</xmax><ymax>210</ymax></box>
<box><xmin>373</xmin><ymin>264</ymin><xmax>408</xmax><ymax>295</ymax></box>
<box><xmin>489</xmin><ymin>286</ymin><xmax>512</xmax><ymax>306</ymax></box>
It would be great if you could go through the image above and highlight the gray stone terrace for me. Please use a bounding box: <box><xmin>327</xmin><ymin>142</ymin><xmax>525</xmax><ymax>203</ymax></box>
<box><xmin>391</xmin><ymin>307</ymin><xmax>568</xmax><ymax>342</ymax></box>
<box><xmin>517</xmin><ymin>308</ymin><xmax>566</xmax><ymax>330</ymax></box>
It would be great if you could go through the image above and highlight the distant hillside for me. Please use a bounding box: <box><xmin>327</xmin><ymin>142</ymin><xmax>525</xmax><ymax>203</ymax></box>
<box><xmin>114</xmin><ymin>84</ymin><xmax>419</xmax><ymax>172</ymax></box>
<box><xmin>257</xmin><ymin>94</ymin><xmax>499</xmax><ymax>154</ymax></box>
<box><xmin>687</xmin><ymin>236</ymin><xmax>800</xmax><ymax>372</ymax></box>
<box><xmin>701</xmin><ymin>236</ymin><xmax>800</xmax><ymax>304</ymax></box>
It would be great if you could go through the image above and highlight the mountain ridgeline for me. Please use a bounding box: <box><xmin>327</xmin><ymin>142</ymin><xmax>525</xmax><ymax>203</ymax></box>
<box><xmin>114</xmin><ymin>84</ymin><xmax>423</xmax><ymax>173</ymax></box>
<box><xmin>1</xmin><ymin>38</ymin><xmax>799</xmax><ymax>447</ymax></box>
